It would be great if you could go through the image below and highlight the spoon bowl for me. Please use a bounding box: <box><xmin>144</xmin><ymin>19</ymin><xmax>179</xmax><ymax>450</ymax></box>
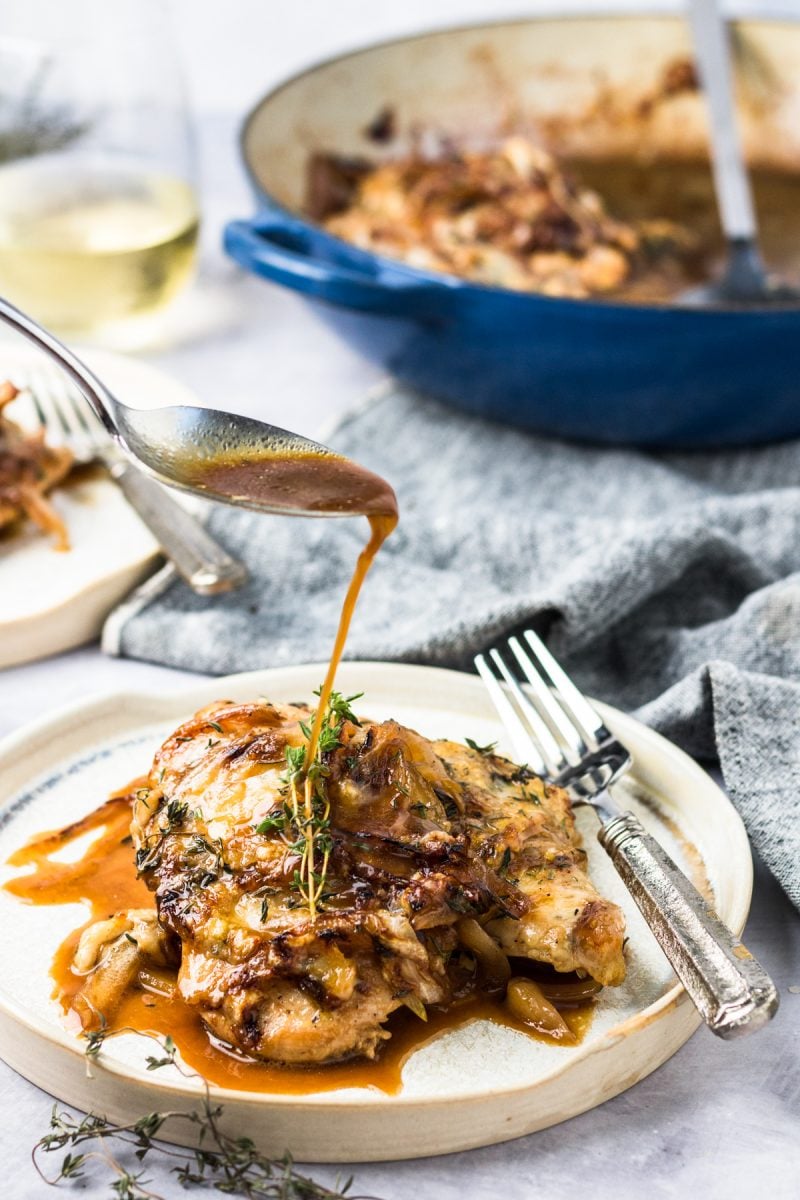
<box><xmin>111</xmin><ymin>403</ymin><xmax>368</xmax><ymax>517</ymax></box>
<box><xmin>0</xmin><ymin>295</ymin><xmax>396</xmax><ymax>520</ymax></box>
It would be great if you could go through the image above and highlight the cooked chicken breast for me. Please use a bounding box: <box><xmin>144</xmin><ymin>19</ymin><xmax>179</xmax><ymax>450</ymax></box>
<box><xmin>123</xmin><ymin>698</ymin><xmax>625</xmax><ymax>1065</ymax></box>
<box><xmin>312</xmin><ymin>137</ymin><xmax>698</xmax><ymax>301</ymax></box>
<box><xmin>435</xmin><ymin>741</ymin><xmax>626</xmax><ymax>986</ymax></box>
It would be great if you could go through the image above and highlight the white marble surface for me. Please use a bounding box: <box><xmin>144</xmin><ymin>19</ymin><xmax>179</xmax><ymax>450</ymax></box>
<box><xmin>1</xmin><ymin>2</ymin><xmax>799</xmax><ymax>1196</ymax></box>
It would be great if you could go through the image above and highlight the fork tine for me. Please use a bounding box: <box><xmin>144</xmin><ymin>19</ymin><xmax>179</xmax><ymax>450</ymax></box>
<box><xmin>21</xmin><ymin>372</ymin><xmax>49</xmax><ymax>434</ymax></box>
<box><xmin>58</xmin><ymin>375</ymin><xmax>100</xmax><ymax>436</ymax></box>
<box><xmin>522</xmin><ymin>629</ymin><xmax>609</xmax><ymax>745</ymax></box>
<box><xmin>22</xmin><ymin>367</ymin><xmax>71</xmax><ymax>443</ymax></box>
<box><xmin>34</xmin><ymin>368</ymin><xmax>98</xmax><ymax>461</ymax></box>
<box><xmin>507</xmin><ymin>635</ymin><xmax>586</xmax><ymax>760</ymax></box>
<box><xmin>474</xmin><ymin>654</ymin><xmax>548</xmax><ymax>776</ymax></box>
<box><xmin>487</xmin><ymin>648</ymin><xmax>568</xmax><ymax>777</ymax></box>
<box><xmin>49</xmin><ymin>372</ymin><xmax>97</xmax><ymax>458</ymax></box>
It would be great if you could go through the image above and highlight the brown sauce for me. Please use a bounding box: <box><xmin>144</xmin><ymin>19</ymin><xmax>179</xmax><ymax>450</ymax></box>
<box><xmin>193</xmin><ymin>450</ymin><xmax>398</xmax><ymax>519</ymax></box>
<box><xmin>6</xmin><ymin>791</ymin><xmax>595</xmax><ymax>1095</ymax></box>
<box><xmin>305</xmin><ymin>510</ymin><xmax>397</xmax><ymax>763</ymax></box>
<box><xmin>5</xmin><ymin>791</ymin><xmax>150</xmax><ymax>916</ymax></box>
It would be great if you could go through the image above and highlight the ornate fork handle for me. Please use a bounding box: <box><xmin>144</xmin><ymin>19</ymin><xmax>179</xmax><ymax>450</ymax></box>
<box><xmin>598</xmin><ymin>807</ymin><xmax>779</xmax><ymax>1038</ymax></box>
<box><xmin>110</xmin><ymin>460</ymin><xmax>248</xmax><ymax>595</ymax></box>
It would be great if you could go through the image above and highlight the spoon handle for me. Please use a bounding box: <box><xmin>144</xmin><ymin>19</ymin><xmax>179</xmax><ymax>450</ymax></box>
<box><xmin>688</xmin><ymin>0</ymin><xmax>756</xmax><ymax>242</ymax></box>
<box><xmin>0</xmin><ymin>295</ymin><xmax>118</xmax><ymax>436</ymax></box>
<box><xmin>0</xmin><ymin>293</ymin><xmax>248</xmax><ymax>595</ymax></box>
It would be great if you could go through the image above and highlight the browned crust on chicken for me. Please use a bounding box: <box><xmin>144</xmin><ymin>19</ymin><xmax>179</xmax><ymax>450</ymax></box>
<box><xmin>434</xmin><ymin>742</ymin><xmax>626</xmax><ymax>987</ymax></box>
<box><xmin>122</xmin><ymin>698</ymin><xmax>626</xmax><ymax>1065</ymax></box>
<box><xmin>0</xmin><ymin>380</ymin><xmax>73</xmax><ymax>549</ymax></box>
<box><xmin>311</xmin><ymin>137</ymin><xmax>697</xmax><ymax>300</ymax></box>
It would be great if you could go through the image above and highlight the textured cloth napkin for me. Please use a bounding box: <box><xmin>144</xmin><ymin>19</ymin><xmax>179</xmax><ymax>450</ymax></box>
<box><xmin>106</xmin><ymin>386</ymin><xmax>800</xmax><ymax>911</ymax></box>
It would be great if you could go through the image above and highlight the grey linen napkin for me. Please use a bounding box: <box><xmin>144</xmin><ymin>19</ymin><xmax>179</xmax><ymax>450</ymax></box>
<box><xmin>106</xmin><ymin>386</ymin><xmax>800</xmax><ymax>911</ymax></box>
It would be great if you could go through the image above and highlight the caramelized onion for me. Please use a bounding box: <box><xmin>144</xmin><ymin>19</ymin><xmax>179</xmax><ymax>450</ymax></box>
<box><xmin>456</xmin><ymin>917</ymin><xmax>511</xmax><ymax>991</ymax></box>
<box><xmin>537</xmin><ymin>975</ymin><xmax>603</xmax><ymax>1005</ymax></box>
<box><xmin>506</xmin><ymin>958</ymin><xmax>603</xmax><ymax>1006</ymax></box>
<box><xmin>136</xmin><ymin>964</ymin><xmax>178</xmax><ymax>998</ymax></box>
<box><xmin>72</xmin><ymin>935</ymin><xmax>142</xmax><ymax>1028</ymax></box>
<box><xmin>505</xmin><ymin>977</ymin><xmax>576</xmax><ymax>1042</ymax></box>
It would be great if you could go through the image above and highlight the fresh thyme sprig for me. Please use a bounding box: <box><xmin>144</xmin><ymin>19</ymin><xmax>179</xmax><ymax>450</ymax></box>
<box><xmin>34</xmin><ymin>1029</ymin><xmax>379</xmax><ymax>1200</ymax></box>
<box><xmin>280</xmin><ymin>689</ymin><xmax>362</xmax><ymax>921</ymax></box>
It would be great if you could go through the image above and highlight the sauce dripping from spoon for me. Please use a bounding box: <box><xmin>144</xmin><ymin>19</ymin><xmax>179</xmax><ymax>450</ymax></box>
<box><xmin>215</xmin><ymin>447</ymin><xmax>398</xmax><ymax>917</ymax></box>
<box><xmin>187</xmin><ymin>444</ymin><xmax>399</xmax><ymax>766</ymax></box>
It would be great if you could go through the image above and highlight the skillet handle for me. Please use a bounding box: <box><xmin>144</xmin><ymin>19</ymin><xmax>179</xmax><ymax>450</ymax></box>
<box><xmin>224</xmin><ymin>212</ymin><xmax>453</xmax><ymax>319</ymax></box>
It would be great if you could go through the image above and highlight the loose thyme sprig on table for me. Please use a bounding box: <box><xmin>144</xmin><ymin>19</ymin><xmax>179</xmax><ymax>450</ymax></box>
<box><xmin>34</xmin><ymin>1030</ymin><xmax>379</xmax><ymax>1200</ymax></box>
<box><xmin>281</xmin><ymin>689</ymin><xmax>362</xmax><ymax>920</ymax></box>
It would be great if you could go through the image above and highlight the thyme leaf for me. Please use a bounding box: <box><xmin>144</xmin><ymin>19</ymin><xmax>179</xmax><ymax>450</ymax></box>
<box><xmin>282</xmin><ymin>689</ymin><xmax>362</xmax><ymax>920</ymax></box>
<box><xmin>33</xmin><ymin>1032</ymin><xmax>378</xmax><ymax>1199</ymax></box>
<box><xmin>465</xmin><ymin>738</ymin><xmax>497</xmax><ymax>756</ymax></box>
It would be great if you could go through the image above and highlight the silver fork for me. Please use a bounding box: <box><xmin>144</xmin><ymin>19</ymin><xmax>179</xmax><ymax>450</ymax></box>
<box><xmin>19</xmin><ymin>366</ymin><xmax>247</xmax><ymax>595</ymax></box>
<box><xmin>475</xmin><ymin>629</ymin><xmax>779</xmax><ymax>1039</ymax></box>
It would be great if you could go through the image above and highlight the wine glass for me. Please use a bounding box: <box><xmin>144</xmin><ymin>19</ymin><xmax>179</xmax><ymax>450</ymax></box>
<box><xmin>0</xmin><ymin>0</ymin><xmax>199</xmax><ymax>343</ymax></box>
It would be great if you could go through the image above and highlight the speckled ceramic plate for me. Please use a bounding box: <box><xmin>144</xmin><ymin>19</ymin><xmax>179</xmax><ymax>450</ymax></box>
<box><xmin>0</xmin><ymin>343</ymin><xmax>197</xmax><ymax>668</ymax></box>
<box><xmin>0</xmin><ymin>662</ymin><xmax>752</xmax><ymax>1161</ymax></box>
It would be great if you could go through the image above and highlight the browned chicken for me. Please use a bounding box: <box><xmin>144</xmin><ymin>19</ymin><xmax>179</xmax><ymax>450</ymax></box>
<box><xmin>0</xmin><ymin>380</ymin><xmax>73</xmax><ymax>549</ymax></box>
<box><xmin>437</xmin><ymin>742</ymin><xmax>626</xmax><ymax>986</ymax></box>
<box><xmin>99</xmin><ymin>697</ymin><xmax>628</xmax><ymax>1066</ymax></box>
<box><xmin>311</xmin><ymin>136</ymin><xmax>698</xmax><ymax>300</ymax></box>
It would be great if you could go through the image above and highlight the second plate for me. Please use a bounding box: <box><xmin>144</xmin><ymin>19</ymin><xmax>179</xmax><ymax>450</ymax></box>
<box><xmin>0</xmin><ymin>343</ymin><xmax>197</xmax><ymax>668</ymax></box>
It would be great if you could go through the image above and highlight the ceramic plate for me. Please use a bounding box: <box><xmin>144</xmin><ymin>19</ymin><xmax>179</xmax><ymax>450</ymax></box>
<box><xmin>0</xmin><ymin>662</ymin><xmax>752</xmax><ymax>1162</ymax></box>
<box><xmin>0</xmin><ymin>344</ymin><xmax>196</xmax><ymax>668</ymax></box>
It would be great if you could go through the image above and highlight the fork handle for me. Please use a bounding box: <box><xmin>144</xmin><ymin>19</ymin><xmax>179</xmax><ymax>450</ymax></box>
<box><xmin>109</xmin><ymin>460</ymin><xmax>248</xmax><ymax>595</ymax></box>
<box><xmin>598</xmin><ymin>810</ymin><xmax>778</xmax><ymax>1038</ymax></box>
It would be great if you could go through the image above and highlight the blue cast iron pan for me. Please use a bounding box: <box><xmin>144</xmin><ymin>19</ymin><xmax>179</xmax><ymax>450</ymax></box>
<box><xmin>224</xmin><ymin>13</ymin><xmax>800</xmax><ymax>448</ymax></box>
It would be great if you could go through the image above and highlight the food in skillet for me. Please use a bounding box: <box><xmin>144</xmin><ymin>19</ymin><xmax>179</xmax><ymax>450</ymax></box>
<box><xmin>0</xmin><ymin>380</ymin><xmax>73</xmax><ymax>549</ymax></box>
<box><xmin>69</xmin><ymin>692</ymin><xmax>626</xmax><ymax>1065</ymax></box>
<box><xmin>309</xmin><ymin>135</ymin><xmax>701</xmax><ymax>300</ymax></box>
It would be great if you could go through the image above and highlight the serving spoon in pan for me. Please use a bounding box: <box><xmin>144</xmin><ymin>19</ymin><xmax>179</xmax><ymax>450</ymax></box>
<box><xmin>0</xmin><ymin>295</ymin><xmax>396</xmax><ymax>525</ymax></box>
<box><xmin>684</xmin><ymin>0</ymin><xmax>800</xmax><ymax>306</ymax></box>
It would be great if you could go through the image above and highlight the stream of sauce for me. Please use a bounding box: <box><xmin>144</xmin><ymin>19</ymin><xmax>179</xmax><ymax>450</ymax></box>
<box><xmin>189</xmin><ymin>447</ymin><xmax>399</xmax><ymax>765</ymax></box>
<box><xmin>4</xmin><ymin>446</ymin><xmax>595</xmax><ymax>1094</ymax></box>
<box><xmin>305</xmin><ymin>510</ymin><xmax>397</xmax><ymax>764</ymax></box>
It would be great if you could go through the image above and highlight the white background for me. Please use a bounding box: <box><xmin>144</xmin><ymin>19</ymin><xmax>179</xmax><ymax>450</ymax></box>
<box><xmin>1</xmin><ymin>2</ymin><xmax>799</xmax><ymax>1197</ymax></box>
<box><xmin>167</xmin><ymin>0</ymin><xmax>798</xmax><ymax>113</ymax></box>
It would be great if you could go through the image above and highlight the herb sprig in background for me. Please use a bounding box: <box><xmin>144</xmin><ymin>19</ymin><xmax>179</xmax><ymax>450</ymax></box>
<box><xmin>35</xmin><ymin>1030</ymin><xmax>380</xmax><ymax>1200</ymax></box>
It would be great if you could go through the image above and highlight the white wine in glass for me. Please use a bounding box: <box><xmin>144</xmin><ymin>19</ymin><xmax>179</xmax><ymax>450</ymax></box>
<box><xmin>0</xmin><ymin>0</ymin><xmax>199</xmax><ymax>339</ymax></box>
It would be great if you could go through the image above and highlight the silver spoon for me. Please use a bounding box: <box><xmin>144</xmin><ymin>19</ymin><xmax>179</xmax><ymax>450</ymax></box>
<box><xmin>683</xmin><ymin>0</ymin><xmax>800</xmax><ymax>307</ymax></box>
<box><xmin>0</xmin><ymin>295</ymin><xmax>394</xmax><ymax>520</ymax></box>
